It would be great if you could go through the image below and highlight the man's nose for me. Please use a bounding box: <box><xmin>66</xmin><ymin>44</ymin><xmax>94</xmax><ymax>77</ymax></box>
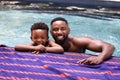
<box><xmin>57</xmin><ymin>30</ymin><xmax>62</xmax><ymax>34</ymax></box>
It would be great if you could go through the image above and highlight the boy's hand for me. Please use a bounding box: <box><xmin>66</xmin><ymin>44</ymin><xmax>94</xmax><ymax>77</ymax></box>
<box><xmin>77</xmin><ymin>56</ymin><xmax>103</xmax><ymax>65</ymax></box>
<box><xmin>33</xmin><ymin>45</ymin><xmax>46</xmax><ymax>54</ymax></box>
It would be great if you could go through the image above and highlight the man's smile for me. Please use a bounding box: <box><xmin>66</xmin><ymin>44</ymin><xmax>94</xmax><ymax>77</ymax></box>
<box><xmin>57</xmin><ymin>35</ymin><xmax>64</xmax><ymax>40</ymax></box>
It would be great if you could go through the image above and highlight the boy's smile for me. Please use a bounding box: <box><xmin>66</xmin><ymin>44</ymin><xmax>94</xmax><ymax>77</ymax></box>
<box><xmin>31</xmin><ymin>29</ymin><xmax>48</xmax><ymax>46</ymax></box>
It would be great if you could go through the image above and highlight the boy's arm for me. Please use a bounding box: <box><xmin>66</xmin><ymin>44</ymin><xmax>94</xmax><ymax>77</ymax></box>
<box><xmin>15</xmin><ymin>44</ymin><xmax>46</xmax><ymax>52</ymax></box>
<box><xmin>15</xmin><ymin>44</ymin><xmax>36</xmax><ymax>52</ymax></box>
<box><xmin>45</xmin><ymin>40</ymin><xmax>64</xmax><ymax>54</ymax></box>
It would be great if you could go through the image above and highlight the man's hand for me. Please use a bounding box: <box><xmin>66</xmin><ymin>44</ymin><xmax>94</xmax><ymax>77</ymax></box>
<box><xmin>32</xmin><ymin>45</ymin><xmax>46</xmax><ymax>54</ymax></box>
<box><xmin>77</xmin><ymin>55</ymin><xmax>103</xmax><ymax>65</ymax></box>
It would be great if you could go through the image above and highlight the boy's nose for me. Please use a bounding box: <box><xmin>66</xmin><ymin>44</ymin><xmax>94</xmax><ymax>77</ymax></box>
<box><xmin>37</xmin><ymin>39</ymin><xmax>42</xmax><ymax>42</ymax></box>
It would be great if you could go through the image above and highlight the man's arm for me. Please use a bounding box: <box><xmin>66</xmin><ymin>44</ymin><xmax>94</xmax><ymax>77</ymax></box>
<box><xmin>76</xmin><ymin>37</ymin><xmax>115</xmax><ymax>64</ymax></box>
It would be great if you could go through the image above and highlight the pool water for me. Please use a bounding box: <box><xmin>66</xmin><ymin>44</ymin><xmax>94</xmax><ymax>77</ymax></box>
<box><xmin>0</xmin><ymin>10</ymin><xmax>120</xmax><ymax>56</ymax></box>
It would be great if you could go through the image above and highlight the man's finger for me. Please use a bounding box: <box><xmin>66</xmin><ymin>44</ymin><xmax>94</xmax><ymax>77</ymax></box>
<box><xmin>78</xmin><ymin>59</ymin><xmax>87</xmax><ymax>64</ymax></box>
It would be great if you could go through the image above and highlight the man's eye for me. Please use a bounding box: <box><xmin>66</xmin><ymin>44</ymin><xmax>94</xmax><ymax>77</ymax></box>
<box><xmin>61</xmin><ymin>27</ymin><xmax>66</xmax><ymax>30</ymax></box>
<box><xmin>53</xmin><ymin>28</ymin><xmax>58</xmax><ymax>31</ymax></box>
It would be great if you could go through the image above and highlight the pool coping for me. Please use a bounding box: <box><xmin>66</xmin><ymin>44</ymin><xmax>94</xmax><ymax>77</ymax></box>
<box><xmin>0</xmin><ymin>0</ymin><xmax>120</xmax><ymax>19</ymax></box>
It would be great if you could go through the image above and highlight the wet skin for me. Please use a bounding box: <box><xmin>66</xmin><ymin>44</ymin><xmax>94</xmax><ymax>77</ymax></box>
<box><xmin>50</xmin><ymin>20</ymin><xmax>115</xmax><ymax>65</ymax></box>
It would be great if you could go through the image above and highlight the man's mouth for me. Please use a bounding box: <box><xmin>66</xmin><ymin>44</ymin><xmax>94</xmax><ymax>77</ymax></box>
<box><xmin>57</xmin><ymin>35</ymin><xmax>64</xmax><ymax>40</ymax></box>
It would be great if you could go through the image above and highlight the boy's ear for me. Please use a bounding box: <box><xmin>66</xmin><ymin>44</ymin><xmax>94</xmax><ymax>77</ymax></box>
<box><xmin>47</xmin><ymin>37</ymin><xmax>49</xmax><ymax>42</ymax></box>
<box><xmin>50</xmin><ymin>29</ymin><xmax>52</xmax><ymax>34</ymax></box>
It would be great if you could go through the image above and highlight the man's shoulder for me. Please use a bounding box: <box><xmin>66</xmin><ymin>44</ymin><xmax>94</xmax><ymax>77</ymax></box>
<box><xmin>69</xmin><ymin>36</ymin><xmax>93</xmax><ymax>44</ymax></box>
<box><xmin>70</xmin><ymin>36</ymin><xmax>91</xmax><ymax>40</ymax></box>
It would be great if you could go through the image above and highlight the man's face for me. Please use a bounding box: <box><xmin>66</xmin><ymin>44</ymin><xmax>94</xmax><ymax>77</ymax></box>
<box><xmin>50</xmin><ymin>20</ymin><xmax>70</xmax><ymax>44</ymax></box>
<box><xmin>31</xmin><ymin>29</ymin><xmax>48</xmax><ymax>46</ymax></box>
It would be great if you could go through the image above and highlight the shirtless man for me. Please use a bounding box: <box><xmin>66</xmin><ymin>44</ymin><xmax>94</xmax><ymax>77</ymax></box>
<box><xmin>50</xmin><ymin>17</ymin><xmax>115</xmax><ymax>64</ymax></box>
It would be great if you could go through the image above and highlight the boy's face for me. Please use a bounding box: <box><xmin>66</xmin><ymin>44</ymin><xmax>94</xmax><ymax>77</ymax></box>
<box><xmin>31</xmin><ymin>29</ymin><xmax>48</xmax><ymax>46</ymax></box>
<box><xmin>50</xmin><ymin>20</ymin><xmax>70</xmax><ymax>44</ymax></box>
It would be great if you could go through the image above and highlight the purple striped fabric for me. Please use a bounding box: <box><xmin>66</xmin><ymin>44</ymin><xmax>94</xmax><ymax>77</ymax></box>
<box><xmin>0</xmin><ymin>47</ymin><xmax>120</xmax><ymax>80</ymax></box>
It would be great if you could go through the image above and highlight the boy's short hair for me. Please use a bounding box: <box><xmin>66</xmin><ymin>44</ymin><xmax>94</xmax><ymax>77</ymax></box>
<box><xmin>50</xmin><ymin>17</ymin><xmax>68</xmax><ymax>25</ymax></box>
<box><xmin>31</xmin><ymin>22</ymin><xmax>49</xmax><ymax>32</ymax></box>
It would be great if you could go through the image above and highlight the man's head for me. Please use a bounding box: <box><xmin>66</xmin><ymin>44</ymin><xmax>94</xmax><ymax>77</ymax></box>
<box><xmin>50</xmin><ymin>17</ymin><xmax>70</xmax><ymax>45</ymax></box>
<box><xmin>31</xmin><ymin>22</ymin><xmax>49</xmax><ymax>46</ymax></box>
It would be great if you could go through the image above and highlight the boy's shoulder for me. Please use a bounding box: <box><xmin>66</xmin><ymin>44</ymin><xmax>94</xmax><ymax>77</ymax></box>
<box><xmin>47</xmin><ymin>40</ymin><xmax>57</xmax><ymax>46</ymax></box>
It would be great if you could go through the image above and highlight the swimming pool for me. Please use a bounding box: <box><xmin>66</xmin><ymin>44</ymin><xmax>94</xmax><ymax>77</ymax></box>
<box><xmin>0</xmin><ymin>10</ymin><xmax>120</xmax><ymax>56</ymax></box>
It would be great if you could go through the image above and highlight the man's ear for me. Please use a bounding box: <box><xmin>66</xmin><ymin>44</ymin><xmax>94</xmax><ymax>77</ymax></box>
<box><xmin>50</xmin><ymin>29</ymin><xmax>52</xmax><ymax>34</ymax></box>
<box><xmin>30</xmin><ymin>36</ymin><xmax>32</xmax><ymax>41</ymax></box>
<box><xmin>68</xmin><ymin>27</ymin><xmax>70</xmax><ymax>34</ymax></box>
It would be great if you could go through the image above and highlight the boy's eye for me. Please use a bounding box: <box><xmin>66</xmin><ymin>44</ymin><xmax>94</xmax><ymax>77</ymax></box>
<box><xmin>33</xmin><ymin>36</ymin><xmax>38</xmax><ymax>39</ymax></box>
<box><xmin>41</xmin><ymin>37</ymin><xmax>45</xmax><ymax>39</ymax></box>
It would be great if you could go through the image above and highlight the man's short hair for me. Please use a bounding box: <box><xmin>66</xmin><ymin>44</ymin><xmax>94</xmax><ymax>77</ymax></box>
<box><xmin>50</xmin><ymin>17</ymin><xmax>68</xmax><ymax>25</ymax></box>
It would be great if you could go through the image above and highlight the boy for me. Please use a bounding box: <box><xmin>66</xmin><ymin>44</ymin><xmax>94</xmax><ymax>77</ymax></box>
<box><xmin>15</xmin><ymin>22</ymin><xmax>64</xmax><ymax>54</ymax></box>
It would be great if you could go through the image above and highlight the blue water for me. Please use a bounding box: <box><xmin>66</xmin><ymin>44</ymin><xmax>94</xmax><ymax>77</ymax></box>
<box><xmin>0</xmin><ymin>10</ymin><xmax>120</xmax><ymax>56</ymax></box>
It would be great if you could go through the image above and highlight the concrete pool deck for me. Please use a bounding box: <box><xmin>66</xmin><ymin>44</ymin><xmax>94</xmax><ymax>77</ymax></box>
<box><xmin>0</xmin><ymin>0</ymin><xmax>120</xmax><ymax>19</ymax></box>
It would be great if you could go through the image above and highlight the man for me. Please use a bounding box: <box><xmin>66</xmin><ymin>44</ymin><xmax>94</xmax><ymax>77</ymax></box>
<box><xmin>50</xmin><ymin>17</ymin><xmax>115</xmax><ymax>65</ymax></box>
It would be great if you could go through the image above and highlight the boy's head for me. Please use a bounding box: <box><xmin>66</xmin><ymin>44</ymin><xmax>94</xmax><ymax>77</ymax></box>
<box><xmin>31</xmin><ymin>22</ymin><xmax>49</xmax><ymax>46</ymax></box>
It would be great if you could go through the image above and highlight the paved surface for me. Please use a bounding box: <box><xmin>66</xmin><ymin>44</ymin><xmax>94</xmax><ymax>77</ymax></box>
<box><xmin>0</xmin><ymin>0</ymin><xmax>120</xmax><ymax>18</ymax></box>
